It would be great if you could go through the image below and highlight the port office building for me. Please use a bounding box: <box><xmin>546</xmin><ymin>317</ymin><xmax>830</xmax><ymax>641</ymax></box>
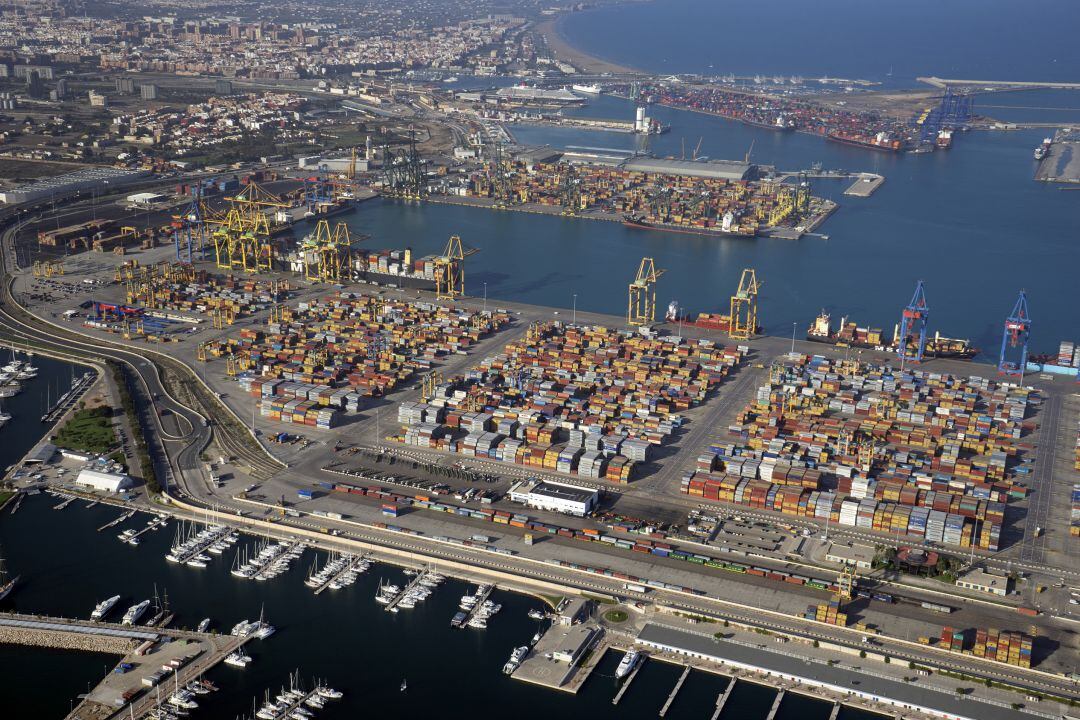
<box><xmin>510</xmin><ymin>479</ymin><xmax>598</xmax><ymax>517</ymax></box>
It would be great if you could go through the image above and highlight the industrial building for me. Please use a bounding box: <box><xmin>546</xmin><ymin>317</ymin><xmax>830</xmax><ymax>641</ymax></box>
<box><xmin>509</xmin><ymin>479</ymin><xmax>598</xmax><ymax>517</ymax></box>
<box><xmin>126</xmin><ymin>192</ymin><xmax>166</xmax><ymax>207</ymax></box>
<box><xmin>0</xmin><ymin>168</ymin><xmax>146</xmax><ymax>204</ymax></box>
<box><xmin>75</xmin><ymin>469</ymin><xmax>134</xmax><ymax>493</ymax></box>
<box><xmin>955</xmin><ymin>568</ymin><xmax>1010</xmax><ymax>597</ymax></box>
<box><xmin>549</xmin><ymin>624</ymin><xmax>598</xmax><ymax>665</ymax></box>
<box><xmin>618</xmin><ymin>156</ymin><xmax>755</xmax><ymax>181</ymax></box>
<box><xmin>825</xmin><ymin>542</ymin><xmax>876</xmax><ymax>570</ymax></box>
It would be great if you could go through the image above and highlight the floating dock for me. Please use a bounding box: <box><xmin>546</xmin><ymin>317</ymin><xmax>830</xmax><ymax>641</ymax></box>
<box><xmin>711</xmin><ymin>679</ymin><xmax>735</xmax><ymax>720</ymax></box>
<box><xmin>766</xmin><ymin>689</ymin><xmax>786</xmax><ymax>720</ymax></box>
<box><xmin>843</xmin><ymin>173</ymin><xmax>885</xmax><ymax>197</ymax></box>
<box><xmin>98</xmin><ymin>509</ymin><xmax>136</xmax><ymax>531</ymax></box>
<box><xmin>658</xmin><ymin>665</ymin><xmax>690</xmax><ymax>717</ymax></box>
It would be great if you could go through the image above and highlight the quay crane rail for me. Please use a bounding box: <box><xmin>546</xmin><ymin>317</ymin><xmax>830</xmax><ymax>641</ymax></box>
<box><xmin>628</xmin><ymin>257</ymin><xmax>665</xmax><ymax>326</ymax></box>
<box><xmin>997</xmin><ymin>290</ymin><xmax>1031</xmax><ymax>376</ymax></box>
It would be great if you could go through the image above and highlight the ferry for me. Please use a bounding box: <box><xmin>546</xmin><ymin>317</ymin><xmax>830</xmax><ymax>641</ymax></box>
<box><xmin>615</xmin><ymin>649</ymin><xmax>641</xmax><ymax>679</ymax></box>
<box><xmin>571</xmin><ymin>83</ymin><xmax>602</xmax><ymax>95</ymax></box>
<box><xmin>121</xmin><ymin>599</ymin><xmax>151</xmax><ymax>625</ymax></box>
<box><xmin>91</xmin><ymin>594</ymin><xmax>121</xmax><ymax>621</ymax></box>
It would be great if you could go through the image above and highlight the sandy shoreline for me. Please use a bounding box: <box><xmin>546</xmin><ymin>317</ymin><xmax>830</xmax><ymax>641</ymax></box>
<box><xmin>535</xmin><ymin>12</ymin><xmax>645</xmax><ymax>76</ymax></box>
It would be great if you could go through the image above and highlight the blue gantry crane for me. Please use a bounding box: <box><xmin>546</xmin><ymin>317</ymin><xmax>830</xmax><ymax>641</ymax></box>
<box><xmin>173</xmin><ymin>187</ymin><xmax>207</xmax><ymax>263</ymax></box>
<box><xmin>898</xmin><ymin>281</ymin><xmax>930</xmax><ymax>364</ymax></box>
<box><xmin>997</xmin><ymin>291</ymin><xmax>1031</xmax><ymax>376</ymax></box>
<box><xmin>303</xmin><ymin>174</ymin><xmax>334</xmax><ymax>214</ymax></box>
<box><xmin>918</xmin><ymin>87</ymin><xmax>974</xmax><ymax>144</ymax></box>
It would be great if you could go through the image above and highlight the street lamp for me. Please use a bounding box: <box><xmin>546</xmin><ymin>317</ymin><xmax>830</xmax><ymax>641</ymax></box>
<box><xmin>791</xmin><ymin>322</ymin><xmax>797</xmax><ymax>354</ymax></box>
<box><xmin>483</xmin><ymin>282</ymin><xmax>487</xmax><ymax>314</ymax></box>
<box><xmin>572</xmin><ymin>294</ymin><xmax>577</xmax><ymax>326</ymax></box>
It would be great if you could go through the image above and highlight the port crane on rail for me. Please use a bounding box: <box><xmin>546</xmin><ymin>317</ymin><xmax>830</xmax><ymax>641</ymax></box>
<box><xmin>627</xmin><ymin>257</ymin><xmax>665</xmax><ymax>326</ymax></box>
<box><xmin>728</xmin><ymin>269</ymin><xmax>761</xmax><ymax>340</ymax></box>
<box><xmin>897</xmin><ymin>281</ymin><xmax>930</xmax><ymax>364</ymax></box>
<box><xmin>997</xmin><ymin>290</ymin><xmax>1031</xmax><ymax>376</ymax></box>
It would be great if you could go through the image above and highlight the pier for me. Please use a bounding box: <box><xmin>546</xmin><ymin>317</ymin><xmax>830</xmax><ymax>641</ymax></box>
<box><xmin>41</xmin><ymin>370</ymin><xmax>97</xmax><ymax>423</ymax></box>
<box><xmin>97</xmin><ymin>508</ymin><xmax>136</xmax><ymax>531</ymax></box>
<box><xmin>52</xmin><ymin>493</ymin><xmax>75</xmax><ymax>510</ymax></box>
<box><xmin>829</xmin><ymin>702</ymin><xmax>841</xmax><ymax>720</ymax></box>
<box><xmin>710</xmin><ymin>678</ymin><xmax>735</xmax><ymax>720</ymax></box>
<box><xmin>384</xmin><ymin>569</ymin><xmax>428</xmax><ymax>611</ymax></box>
<box><xmin>658</xmin><ymin>665</ymin><xmax>690</xmax><ymax>717</ymax></box>
<box><xmin>843</xmin><ymin>173</ymin><xmax>885</xmax><ymax>197</ymax></box>
<box><xmin>456</xmin><ymin>582</ymin><xmax>494</xmax><ymax>625</ymax></box>
<box><xmin>765</xmin><ymin>689</ymin><xmax>785</xmax><ymax>720</ymax></box>
<box><xmin>312</xmin><ymin>554</ymin><xmax>365</xmax><ymax>595</ymax></box>
<box><xmin>611</xmin><ymin>651</ymin><xmax>645</xmax><ymax>705</ymax></box>
<box><xmin>125</xmin><ymin>514</ymin><xmax>167</xmax><ymax>544</ymax></box>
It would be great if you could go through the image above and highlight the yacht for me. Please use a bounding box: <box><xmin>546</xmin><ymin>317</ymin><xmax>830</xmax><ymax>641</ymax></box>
<box><xmin>253</xmin><ymin>621</ymin><xmax>276</xmax><ymax>640</ymax></box>
<box><xmin>0</xmin><ymin>551</ymin><xmax>18</xmax><ymax>602</ymax></box>
<box><xmin>527</xmin><ymin>609</ymin><xmax>546</xmax><ymax>621</ymax></box>
<box><xmin>502</xmin><ymin>645</ymin><xmax>529</xmax><ymax>674</ymax></box>
<box><xmin>0</xmin><ymin>411</ymin><xmax>12</xmax><ymax>428</ymax></box>
<box><xmin>196</xmin><ymin>618</ymin><xmax>211</xmax><ymax>633</ymax></box>
<box><xmin>121</xmin><ymin>600</ymin><xmax>151</xmax><ymax>625</ymax></box>
<box><xmin>91</xmin><ymin>594</ymin><xmax>122</xmax><ymax>621</ymax></box>
<box><xmin>615</xmin><ymin>649</ymin><xmax>641</xmax><ymax>679</ymax></box>
<box><xmin>223</xmin><ymin>651</ymin><xmax>251</xmax><ymax>667</ymax></box>
<box><xmin>185</xmin><ymin>559</ymin><xmax>207</xmax><ymax>568</ymax></box>
<box><xmin>316</xmin><ymin>686</ymin><xmax>343</xmax><ymax>700</ymax></box>
<box><xmin>466</xmin><ymin>616</ymin><xmax>487</xmax><ymax>629</ymax></box>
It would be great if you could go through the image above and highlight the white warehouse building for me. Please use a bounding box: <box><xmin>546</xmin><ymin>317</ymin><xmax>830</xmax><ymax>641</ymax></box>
<box><xmin>76</xmin><ymin>469</ymin><xmax>134</xmax><ymax>493</ymax></box>
<box><xmin>510</xmin><ymin>479</ymin><xmax>598</xmax><ymax>517</ymax></box>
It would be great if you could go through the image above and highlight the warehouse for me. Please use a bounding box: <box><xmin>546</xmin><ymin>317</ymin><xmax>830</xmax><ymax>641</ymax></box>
<box><xmin>0</xmin><ymin>168</ymin><xmax>147</xmax><ymax>204</ymax></box>
<box><xmin>619</xmin><ymin>157</ymin><xmax>755</xmax><ymax>181</ymax></box>
<box><xmin>825</xmin><ymin>542</ymin><xmax>876</xmax><ymax>570</ymax></box>
<box><xmin>76</xmin><ymin>469</ymin><xmax>134</xmax><ymax>493</ymax></box>
<box><xmin>510</xmin><ymin>479</ymin><xmax>598</xmax><ymax>517</ymax></box>
<box><xmin>126</xmin><ymin>192</ymin><xmax>166</xmax><ymax>207</ymax></box>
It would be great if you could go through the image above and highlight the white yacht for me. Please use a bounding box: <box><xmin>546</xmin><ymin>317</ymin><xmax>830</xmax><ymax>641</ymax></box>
<box><xmin>121</xmin><ymin>600</ymin><xmax>150</xmax><ymax>625</ymax></box>
<box><xmin>502</xmin><ymin>645</ymin><xmax>529</xmax><ymax>674</ymax></box>
<box><xmin>91</xmin><ymin>594</ymin><xmax>121</xmax><ymax>621</ymax></box>
<box><xmin>223</xmin><ymin>651</ymin><xmax>251</xmax><ymax>667</ymax></box>
<box><xmin>316</xmin><ymin>686</ymin><xmax>343</xmax><ymax>700</ymax></box>
<box><xmin>196</xmin><ymin>618</ymin><xmax>211</xmax><ymax>633</ymax></box>
<box><xmin>615</xmin><ymin>649</ymin><xmax>641</xmax><ymax>679</ymax></box>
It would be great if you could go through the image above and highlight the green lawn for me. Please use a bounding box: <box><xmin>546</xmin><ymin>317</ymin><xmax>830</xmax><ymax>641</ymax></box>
<box><xmin>53</xmin><ymin>407</ymin><xmax>117</xmax><ymax>455</ymax></box>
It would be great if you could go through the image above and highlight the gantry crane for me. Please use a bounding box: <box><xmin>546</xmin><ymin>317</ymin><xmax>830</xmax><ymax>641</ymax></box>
<box><xmin>230</xmin><ymin>181</ymin><xmax>290</xmax><ymax>227</ymax></box>
<box><xmin>433</xmin><ymin>235</ymin><xmax>478</xmax><ymax>301</ymax></box>
<box><xmin>32</xmin><ymin>259</ymin><xmax>64</xmax><ymax>277</ymax></box>
<box><xmin>836</xmin><ymin>565</ymin><xmax>857</xmax><ymax>603</ymax></box>
<box><xmin>212</xmin><ymin>209</ymin><xmax>273</xmax><ymax>273</ymax></box>
<box><xmin>627</xmin><ymin>257</ymin><xmax>665</xmax><ymax>326</ymax></box>
<box><xmin>302</xmin><ymin>220</ymin><xmax>356</xmax><ymax>282</ymax></box>
<box><xmin>382</xmin><ymin>131</ymin><xmax>425</xmax><ymax>199</ymax></box>
<box><xmin>898</xmin><ymin>281</ymin><xmax>930</xmax><ymax>364</ymax></box>
<box><xmin>728</xmin><ymin>268</ymin><xmax>761</xmax><ymax>340</ymax></box>
<box><xmin>421</xmin><ymin>371</ymin><xmax>443</xmax><ymax>402</ymax></box>
<box><xmin>172</xmin><ymin>187</ymin><xmax>211</xmax><ymax>263</ymax></box>
<box><xmin>998</xmin><ymin>290</ymin><xmax>1031</xmax><ymax>376</ymax></box>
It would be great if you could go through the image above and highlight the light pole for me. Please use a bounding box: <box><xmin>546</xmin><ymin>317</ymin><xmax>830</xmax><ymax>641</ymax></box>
<box><xmin>791</xmin><ymin>322</ymin><xmax>797</xmax><ymax>354</ymax></box>
<box><xmin>483</xmin><ymin>282</ymin><xmax>487</xmax><ymax>314</ymax></box>
<box><xmin>572</xmin><ymin>294</ymin><xmax>577</xmax><ymax>326</ymax></box>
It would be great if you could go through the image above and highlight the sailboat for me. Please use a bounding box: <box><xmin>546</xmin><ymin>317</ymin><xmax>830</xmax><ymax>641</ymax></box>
<box><xmin>0</xmin><ymin>549</ymin><xmax>19</xmax><ymax>601</ymax></box>
<box><xmin>400</xmin><ymin>679</ymin><xmax>407</xmax><ymax>693</ymax></box>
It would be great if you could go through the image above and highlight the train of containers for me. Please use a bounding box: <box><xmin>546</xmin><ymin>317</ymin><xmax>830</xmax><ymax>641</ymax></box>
<box><xmin>680</xmin><ymin>354</ymin><xmax>1038</xmax><ymax>551</ymax></box>
<box><xmin>205</xmin><ymin>292</ymin><xmax>509</xmax><ymax>428</ymax></box>
<box><xmin>396</xmin><ymin>322</ymin><xmax>743</xmax><ymax>483</ymax></box>
<box><xmin>1073</xmin><ymin>421</ymin><xmax>1080</xmax><ymax>538</ymax></box>
<box><xmin>940</xmin><ymin>626</ymin><xmax>1033</xmax><ymax>668</ymax></box>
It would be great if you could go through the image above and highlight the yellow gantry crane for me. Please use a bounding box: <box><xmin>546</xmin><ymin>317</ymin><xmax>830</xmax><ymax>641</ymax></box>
<box><xmin>433</xmin><ymin>235</ymin><xmax>478</xmax><ymax>301</ymax></box>
<box><xmin>31</xmin><ymin>259</ymin><xmax>65</xmax><ymax>277</ymax></box>
<box><xmin>728</xmin><ymin>268</ymin><xmax>761</xmax><ymax>340</ymax></box>
<box><xmin>302</xmin><ymin>220</ymin><xmax>355</xmax><ymax>282</ymax></box>
<box><xmin>627</xmin><ymin>257</ymin><xmax>665</xmax><ymax>326</ymax></box>
<box><xmin>836</xmin><ymin>565</ymin><xmax>857</xmax><ymax>603</ymax></box>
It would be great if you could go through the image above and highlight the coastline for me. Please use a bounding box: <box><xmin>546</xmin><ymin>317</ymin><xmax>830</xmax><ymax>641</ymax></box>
<box><xmin>535</xmin><ymin>12</ymin><xmax>645</xmax><ymax>76</ymax></box>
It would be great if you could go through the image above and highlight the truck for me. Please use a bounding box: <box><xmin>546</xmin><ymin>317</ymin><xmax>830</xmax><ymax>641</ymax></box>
<box><xmin>623</xmin><ymin>583</ymin><xmax>648</xmax><ymax>594</ymax></box>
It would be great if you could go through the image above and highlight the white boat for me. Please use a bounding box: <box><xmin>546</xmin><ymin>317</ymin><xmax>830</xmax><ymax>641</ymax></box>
<box><xmin>121</xmin><ymin>600</ymin><xmax>150</xmax><ymax>625</ymax></box>
<box><xmin>316</xmin><ymin>686</ymin><xmax>343</xmax><ymax>700</ymax></box>
<box><xmin>466</xmin><ymin>616</ymin><xmax>487</xmax><ymax>629</ymax></box>
<box><xmin>0</xmin><ymin>552</ymin><xmax>19</xmax><ymax>602</ymax></box>
<box><xmin>91</xmin><ymin>594</ymin><xmax>121</xmax><ymax>621</ymax></box>
<box><xmin>185</xmin><ymin>559</ymin><xmax>207</xmax><ymax>568</ymax></box>
<box><xmin>223</xmin><ymin>651</ymin><xmax>251</xmax><ymax>667</ymax></box>
<box><xmin>615</xmin><ymin>649</ymin><xmax>640</xmax><ymax>679</ymax></box>
<box><xmin>502</xmin><ymin>645</ymin><xmax>529</xmax><ymax>674</ymax></box>
<box><xmin>196</xmin><ymin>618</ymin><xmax>211</xmax><ymax>633</ymax></box>
<box><xmin>572</xmin><ymin>83</ymin><xmax>602</xmax><ymax>95</ymax></box>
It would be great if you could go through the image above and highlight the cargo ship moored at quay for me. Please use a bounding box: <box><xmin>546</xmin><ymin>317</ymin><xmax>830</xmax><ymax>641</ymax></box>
<box><xmin>806</xmin><ymin>311</ymin><xmax>979</xmax><ymax>359</ymax></box>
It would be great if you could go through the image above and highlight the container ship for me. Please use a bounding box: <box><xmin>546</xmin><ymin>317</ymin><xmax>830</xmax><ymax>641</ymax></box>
<box><xmin>666</xmin><ymin>302</ymin><xmax>760</xmax><ymax>335</ymax></box>
<box><xmin>825</xmin><ymin>131</ymin><xmax>903</xmax><ymax>153</ymax></box>
<box><xmin>806</xmin><ymin>311</ymin><xmax>978</xmax><ymax>359</ymax></box>
<box><xmin>623</xmin><ymin>213</ymin><xmax>756</xmax><ymax>238</ymax></box>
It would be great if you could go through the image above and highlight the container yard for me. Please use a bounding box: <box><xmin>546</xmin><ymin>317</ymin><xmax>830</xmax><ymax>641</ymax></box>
<box><xmin>197</xmin><ymin>291</ymin><xmax>511</xmax><ymax>426</ymax></box>
<box><xmin>938</xmin><ymin>627</ymin><xmax>1034</xmax><ymax>668</ymax></box>
<box><xmin>395</xmin><ymin>321</ymin><xmax>743</xmax><ymax>483</ymax></box>
<box><xmin>440</xmin><ymin>156</ymin><xmax>831</xmax><ymax>239</ymax></box>
<box><xmin>678</xmin><ymin>354</ymin><xmax>1041</xmax><ymax>551</ymax></box>
<box><xmin>119</xmin><ymin>263</ymin><xmax>291</xmax><ymax>324</ymax></box>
